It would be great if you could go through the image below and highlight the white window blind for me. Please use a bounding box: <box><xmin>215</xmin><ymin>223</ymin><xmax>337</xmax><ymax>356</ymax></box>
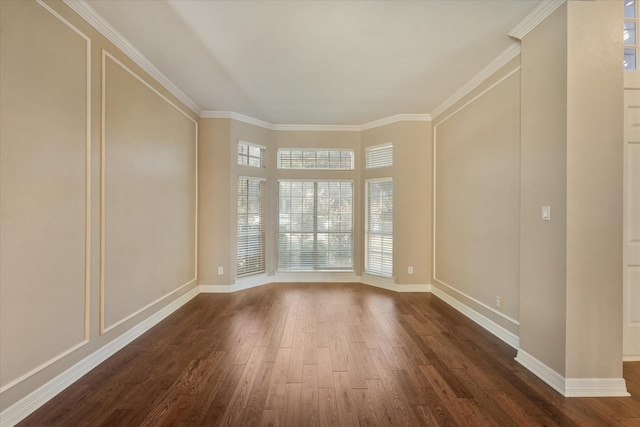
<box><xmin>365</xmin><ymin>143</ymin><xmax>393</xmax><ymax>169</ymax></box>
<box><xmin>278</xmin><ymin>149</ymin><xmax>354</xmax><ymax>170</ymax></box>
<box><xmin>237</xmin><ymin>177</ymin><xmax>265</xmax><ymax>277</ymax></box>
<box><xmin>365</xmin><ymin>178</ymin><xmax>393</xmax><ymax>277</ymax></box>
<box><xmin>278</xmin><ymin>181</ymin><xmax>353</xmax><ymax>271</ymax></box>
<box><xmin>238</xmin><ymin>141</ymin><xmax>265</xmax><ymax>168</ymax></box>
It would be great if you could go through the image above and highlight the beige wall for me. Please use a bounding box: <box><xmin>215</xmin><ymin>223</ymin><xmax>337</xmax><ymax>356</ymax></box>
<box><xmin>103</xmin><ymin>55</ymin><xmax>197</xmax><ymax>331</ymax></box>
<box><xmin>432</xmin><ymin>58</ymin><xmax>521</xmax><ymax>334</ymax></box>
<box><xmin>519</xmin><ymin>4</ymin><xmax>568</xmax><ymax>374</ymax></box>
<box><xmin>0</xmin><ymin>0</ymin><xmax>198</xmax><ymax>411</ymax></box>
<box><xmin>361</xmin><ymin>122</ymin><xmax>432</xmax><ymax>285</ymax></box>
<box><xmin>198</xmin><ymin>118</ymin><xmax>232</xmax><ymax>285</ymax></box>
<box><xmin>564</xmin><ymin>1</ymin><xmax>623</xmax><ymax>379</ymax></box>
<box><xmin>1</xmin><ymin>0</ymin><xmax>89</xmax><ymax>391</ymax></box>
<box><xmin>519</xmin><ymin>1</ymin><xmax>624</xmax><ymax>380</ymax></box>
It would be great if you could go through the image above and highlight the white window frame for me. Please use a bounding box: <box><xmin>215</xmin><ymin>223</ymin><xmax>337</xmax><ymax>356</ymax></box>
<box><xmin>365</xmin><ymin>143</ymin><xmax>393</xmax><ymax>169</ymax></box>
<box><xmin>277</xmin><ymin>179</ymin><xmax>354</xmax><ymax>272</ymax></box>
<box><xmin>238</xmin><ymin>141</ymin><xmax>266</xmax><ymax>168</ymax></box>
<box><xmin>237</xmin><ymin>176</ymin><xmax>266</xmax><ymax>277</ymax></box>
<box><xmin>365</xmin><ymin>177</ymin><xmax>393</xmax><ymax>278</ymax></box>
<box><xmin>277</xmin><ymin>148</ymin><xmax>354</xmax><ymax>170</ymax></box>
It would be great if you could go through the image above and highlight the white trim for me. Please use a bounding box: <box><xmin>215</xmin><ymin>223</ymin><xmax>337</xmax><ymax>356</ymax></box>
<box><xmin>431</xmin><ymin>43</ymin><xmax>521</xmax><ymax>120</ymax></box>
<box><xmin>508</xmin><ymin>0</ymin><xmax>566</xmax><ymax>41</ymax></box>
<box><xmin>516</xmin><ymin>350</ymin><xmax>630</xmax><ymax>397</ymax></box>
<box><xmin>431</xmin><ymin>284</ymin><xmax>520</xmax><ymax>349</ymax></box>
<box><xmin>201</xmin><ymin>111</ymin><xmax>275</xmax><ymax>130</ymax></box>
<box><xmin>565</xmin><ymin>378</ymin><xmax>630</xmax><ymax>398</ymax></box>
<box><xmin>360</xmin><ymin>274</ymin><xmax>430</xmax><ymax>293</ymax></box>
<box><xmin>434</xmin><ymin>66</ymin><xmax>521</xmax><ymax>127</ymax></box>
<box><xmin>432</xmin><ymin>280</ymin><xmax>519</xmax><ymax>327</ymax></box>
<box><xmin>102</xmin><ymin>279</ymin><xmax>197</xmax><ymax>334</ymax></box>
<box><xmin>62</xmin><ymin>0</ymin><xmax>201</xmax><ymax>115</ymax></box>
<box><xmin>624</xmin><ymin>355</ymin><xmax>640</xmax><ymax>362</ymax></box>
<box><xmin>238</xmin><ymin>175</ymin><xmax>267</xmax><ymax>182</ymax></box>
<box><xmin>35</xmin><ymin>0</ymin><xmax>93</xmax><ymax>342</ymax></box>
<box><xmin>200</xmin><ymin>111</ymin><xmax>431</xmax><ymax>132</ymax></box>
<box><xmin>200</xmin><ymin>274</ymin><xmax>271</xmax><ymax>294</ymax></box>
<box><xmin>238</xmin><ymin>140</ymin><xmax>266</xmax><ymax>150</ymax></box>
<box><xmin>0</xmin><ymin>341</ymin><xmax>87</xmax><ymax>395</ymax></box>
<box><xmin>0</xmin><ymin>287</ymin><xmax>199</xmax><ymax>427</ymax></box>
<box><xmin>201</xmin><ymin>275</ymin><xmax>430</xmax><ymax>294</ymax></box>
<box><xmin>273</xmin><ymin>124</ymin><xmax>362</xmax><ymax>132</ymax></box>
<box><xmin>359</xmin><ymin>114</ymin><xmax>432</xmax><ymax>131</ymax></box>
<box><xmin>273</xmin><ymin>272</ymin><xmax>361</xmax><ymax>283</ymax></box>
<box><xmin>515</xmin><ymin>349</ymin><xmax>566</xmax><ymax>395</ymax></box>
<box><xmin>0</xmin><ymin>1</ymin><xmax>94</xmax><ymax>396</ymax></box>
<box><xmin>100</xmin><ymin>50</ymin><xmax>198</xmax><ymax>334</ymax></box>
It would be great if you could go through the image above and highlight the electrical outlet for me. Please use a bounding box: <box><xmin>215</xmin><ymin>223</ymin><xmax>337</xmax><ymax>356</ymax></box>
<box><xmin>408</xmin><ymin>266</ymin><xmax>414</xmax><ymax>274</ymax></box>
<box><xmin>496</xmin><ymin>296</ymin><xmax>502</xmax><ymax>309</ymax></box>
<box><xmin>218</xmin><ymin>266</ymin><xmax>224</xmax><ymax>275</ymax></box>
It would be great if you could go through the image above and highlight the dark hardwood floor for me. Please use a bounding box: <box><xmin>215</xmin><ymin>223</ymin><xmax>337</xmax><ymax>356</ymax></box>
<box><xmin>19</xmin><ymin>283</ymin><xmax>640</xmax><ymax>426</ymax></box>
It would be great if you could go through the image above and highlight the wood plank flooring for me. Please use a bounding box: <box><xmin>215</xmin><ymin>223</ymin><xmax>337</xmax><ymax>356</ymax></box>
<box><xmin>19</xmin><ymin>283</ymin><xmax>640</xmax><ymax>426</ymax></box>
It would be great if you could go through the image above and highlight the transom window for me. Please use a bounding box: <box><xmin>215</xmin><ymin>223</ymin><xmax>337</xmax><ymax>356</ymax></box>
<box><xmin>277</xmin><ymin>149</ymin><xmax>354</xmax><ymax>170</ymax></box>
<box><xmin>278</xmin><ymin>180</ymin><xmax>353</xmax><ymax>271</ymax></box>
<box><xmin>365</xmin><ymin>143</ymin><xmax>393</xmax><ymax>169</ymax></box>
<box><xmin>238</xmin><ymin>141</ymin><xmax>265</xmax><ymax>168</ymax></box>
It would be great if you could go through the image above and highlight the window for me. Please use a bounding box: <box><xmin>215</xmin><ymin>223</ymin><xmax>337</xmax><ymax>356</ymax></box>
<box><xmin>625</xmin><ymin>0</ymin><xmax>638</xmax><ymax>70</ymax></box>
<box><xmin>237</xmin><ymin>177</ymin><xmax>265</xmax><ymax>277</ymax></box>
<box><xmin>365</xmin><ymin>178</ymin><xmax>393</xmax><ymax>277</ymax></box>
<box><xmin>238</xmin><ymin>141</ymin><xmax>265</xmax><ymax>168</ymax></box>
<box><xmin>365</xmin><ymin>143</ymin><xmax>393</xmax><ymax>169</ymax></box>
<box><xmin>278</xmin><ymin>181</ymin><xmax>353</xmax><ymax>271</ymax></box>
<box><xmin>278</xmin><ymin>149</ymin><xmax>354</xmax><ymax>170</ymax></box>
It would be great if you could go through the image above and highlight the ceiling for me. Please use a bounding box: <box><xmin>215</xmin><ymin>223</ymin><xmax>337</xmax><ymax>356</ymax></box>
<box><xmin>85</xmin><ymin>0</ymin><xmax>543</xmax><ymax>126</ymax></box>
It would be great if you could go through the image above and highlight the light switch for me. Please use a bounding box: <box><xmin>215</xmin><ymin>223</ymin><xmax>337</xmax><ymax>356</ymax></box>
<box><xmin>542</xmin><ymin>206</ymin><xmax>551</xmax><ymax>221</ymax></box>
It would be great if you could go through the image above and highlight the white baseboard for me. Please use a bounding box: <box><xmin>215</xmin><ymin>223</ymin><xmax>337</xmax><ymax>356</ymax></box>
<box><xmin>200</xmin><ymin>273</ymin><xmax>270</xmax><ymax>293</ymax></box>
<box><xmin>624</xmin><ymin>355</ymin><xmax>640</xmax><ymax>362</ymax></box>
<box><xmin>360</xmin><ymin>274</ymin><xmax>431</xmax><ymax>293</ymax></box>
<box><xmin>274</xmin><ymin>272</ymin><xmax>361</xmax><ymax>283</ymax></box>
<box><xmin>515</xmin><ymin>349</ymin><xmax>630</xmax><ymax>397</ymax></box>
<box><xmin>565</xmin><ymin>378</ymin><xmax>630</xmax><ymax>397</ymax></box>
<box><xmin>0</xmin><ymin>286</ymin><xmax>199</xmax><ymax>427</ymax></box>
<box><xmin>430</xmin><ymin>284</ymin><xmax>520</xmax><ymax>349</ymax></box>
<box><xmin>515</xmin><ymin>349</ymin><xmax>566</xmax><ymax>395</ymax></box>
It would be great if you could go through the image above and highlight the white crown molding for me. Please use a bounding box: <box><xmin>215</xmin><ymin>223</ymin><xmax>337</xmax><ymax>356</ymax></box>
<box><xmin>272</xmin><ymin>123</ymin><xmax>362</xmax><ymax>132</ymax></box>
<box><xmin>200</xmin><ymin>111</ymin><xmax>431</xmax><ymax>132</ymax></box>
<box><xmin>508</xmin><ymin>0</ymin><xmax>566</xmax><ymax>41</ymax></box>
<box><xmin>431</xmin><ymin>42</ymin><xmax>521</xmax><ymax>120</ymax></box>
<box><xmin>200</xmin><ymin>111</ymin><xmax>275</xmax><ymax>130</ymax></box>
<box><xmin>62</xmin><ymin>0</ymin><xmax>202</xmax><ymax>116</ymax></box>
<box><xmin>359</xmin><ymin>114</ymin><xmax>432</xmax><ymax>131</ymax></box>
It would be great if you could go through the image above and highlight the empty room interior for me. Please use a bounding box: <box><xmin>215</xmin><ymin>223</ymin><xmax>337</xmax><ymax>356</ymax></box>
<box><xmin>1</xmin><ymin>0</ymin><xmax>640</xmax><ymax>425</ymax></box>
